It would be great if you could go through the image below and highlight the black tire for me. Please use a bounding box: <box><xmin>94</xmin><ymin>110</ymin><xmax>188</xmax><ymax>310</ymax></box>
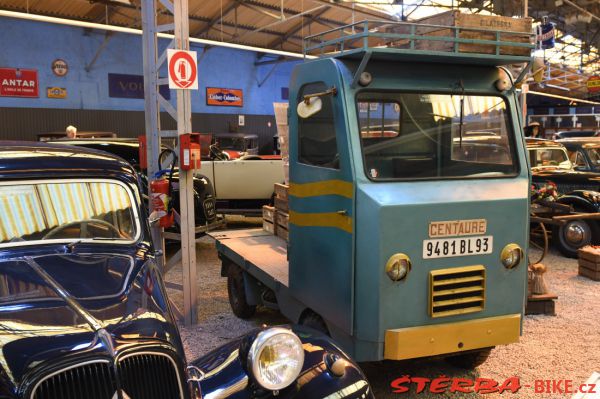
<box><xmin>446</xmin><ymin>347</ymin><xmax>493</xmax><ymax>369</ymax></box>
<box><xmin>553</xmin><ymin>218</ymin><xmax>597</xmax><ymax>258</ymax></box>
<box><xmin>227</xmin><ymin>266</ymin><xmax>256</xmax><ymax>319</ymax></box>
<box><xmin>300</xmin><ymin>311</ymin><xmax>329</xmax><ymax>335</ymax></box>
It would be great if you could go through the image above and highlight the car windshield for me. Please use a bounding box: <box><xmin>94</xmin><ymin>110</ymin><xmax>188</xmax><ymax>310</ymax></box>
<box><xmin>0</xmin><ymin>180</ymin><xmax>139</xmax><ymax>247</ymax></box>
<box><xmin>357</xmin><ymin>93</ymin><xmax>517</xmax><ymax>180</ymax></box>
<box><xmin>217</xmin><ymin>137</ymin><xmax>246</xmax><ymax>151</ymax></box>
<box><xmin>528</xmin><ymin>148</ymin><xmax>572</xmax><ymax>170</ymax></box>
<box><xmin>585</xmin><ymin>147</ymin><xmax>600</xmax><ymax>167</ymax></box>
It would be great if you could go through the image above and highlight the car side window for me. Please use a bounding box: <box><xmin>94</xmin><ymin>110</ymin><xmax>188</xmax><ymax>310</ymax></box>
<box><xmin>573</xmin><ymin>151</ymin><xmax>586</xmax><ymax>168</ymax></box>
<box><xmin>297</xmin><ymin>82</ymin><xmax>339</xmax><ymax>169</ymax></box>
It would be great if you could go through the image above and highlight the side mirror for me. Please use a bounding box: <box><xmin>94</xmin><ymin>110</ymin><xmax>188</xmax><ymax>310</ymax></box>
<box><xmin>297</xmin><ymin>97</ymin><xmax>322</xmax><ymax>119</ymax></box>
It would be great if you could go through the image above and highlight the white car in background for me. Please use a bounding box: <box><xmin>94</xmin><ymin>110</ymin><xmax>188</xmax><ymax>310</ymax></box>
<box><xmin>51</xmin><ymin>138</ymin><xmax>283</xmax><ymax>216</ymax></box>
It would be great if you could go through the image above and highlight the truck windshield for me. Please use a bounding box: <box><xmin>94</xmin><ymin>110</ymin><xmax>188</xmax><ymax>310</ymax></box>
<box><xmin>0</xmin><ymin>180</ymin><xmax>139</xmax><ymax>247</ymax></box>
<box><xmin>357</xmin><ymin>92</ymin><xmax>517</xmax><ymax>180</ymax></box>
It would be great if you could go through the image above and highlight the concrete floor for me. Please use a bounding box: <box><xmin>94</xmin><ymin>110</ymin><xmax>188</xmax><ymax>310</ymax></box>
<box><xmin>164</xmin><ymin>223</ymin><xmax>600</xmax><ymax>399</ymax></box>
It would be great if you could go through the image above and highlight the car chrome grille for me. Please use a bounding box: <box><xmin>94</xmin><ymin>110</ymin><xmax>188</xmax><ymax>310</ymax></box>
<box><xmin>118</xmin><ymin>353</ymin><xmax>181</xmax><ymax>399</ymax></box>
<box><xmin>429</xmin><ymin>265</ymin><xmax>486</xmax><ymax>318</ymax></box>
<box><xmin>31</xmin><ymin>352</ymin><xmax>182</xmax><ymax>399</ymax></box>
<box><xmin>32</xmin><ymin>361</ymin><xmax>116</xmax><ymax>399</ymax></box>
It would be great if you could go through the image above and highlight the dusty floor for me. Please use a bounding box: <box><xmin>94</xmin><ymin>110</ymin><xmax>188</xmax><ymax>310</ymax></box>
<box><xmin>164</xmin><ymin>222</ymin><xmax>600</xmax><ymax>399</ymax></box>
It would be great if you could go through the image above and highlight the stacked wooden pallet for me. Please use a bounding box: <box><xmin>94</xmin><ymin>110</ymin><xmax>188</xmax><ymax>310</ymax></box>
<box><xmin>262</xmin><ymin>183</ymin><xmax>289</xmax><ymax>241</ymax></box>
<box><xmin>577</xmin><ymin>246</ymin><xmax>600</xmax><ymax>281</ymax></box>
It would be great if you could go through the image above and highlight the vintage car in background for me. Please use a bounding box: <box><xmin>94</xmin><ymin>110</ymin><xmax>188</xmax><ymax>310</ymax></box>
<box><xmin>52</xmin><ymin>138</ymin><xmax>284</xmax><ymax>216</ymax></box>
<box><xmin>212</xmin><ymin>132</ymin><xmax>259</xmax><ymax>159</ymax></box>
<box><xmin>526</xmin><ymin>138</ymin><xmax>600</xmax><ymax>256</ymax></box>
<box><xmin>48</xmin><ymin>138</ymin><xmax>218</xmax><ymax>229</ymax></box>
<box><xmin>0</xmin><ymin>142</ymin><xmax>373</xmax><ymax>399</ymax></box>
<box><xmin>37</xmin><ymin>131</ymin><xmax>118</xmax><ymax>141</ymax></box>
<box><xmin>557</xmin><ymin>137</ymin><xmax>600</xmax><ymax>173</ymax></box>
<box><xmin>551</xmin><ymin>130</ymin><xmax>598</xmax><ymax>140</ymax></box>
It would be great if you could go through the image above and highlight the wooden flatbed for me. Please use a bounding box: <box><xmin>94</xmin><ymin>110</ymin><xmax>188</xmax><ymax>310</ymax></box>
<box><xmin>210</xmin><ymin>228</ymin><xmax>289</xmax><ymax>288</ymax></box>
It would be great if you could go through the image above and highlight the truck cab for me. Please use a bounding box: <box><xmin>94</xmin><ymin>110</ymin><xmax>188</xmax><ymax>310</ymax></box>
<box><xmin>216</xmin><ymin>19</ymin><xmax>533</xmax><ymax>365</ymax></box>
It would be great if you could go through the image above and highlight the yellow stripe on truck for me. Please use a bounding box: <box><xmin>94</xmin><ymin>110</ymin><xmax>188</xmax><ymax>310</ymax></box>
<box><xmin>289</xmin><ymin>210</ymin><xmax>353</xmax><ymax>233</ymax></box>
<box><xmin>289</xmin><ymin>180</ymin><xmax>353</xmax><ymax>199</ymax></box>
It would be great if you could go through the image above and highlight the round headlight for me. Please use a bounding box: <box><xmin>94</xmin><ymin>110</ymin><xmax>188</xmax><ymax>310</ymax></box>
<box><xmin>500</xmin><ymin>243</ymin><xmax>523</xmax><ymax>269</ymax></box>
<box><xmin>385</xmin><ymin>253</ymin><xmax>411</xmax><ymax>281</ymax></box>
<box><xmin>248</xmin><ymin>328</ymin><xmax>304</xmax><ymax>391</ymax></box>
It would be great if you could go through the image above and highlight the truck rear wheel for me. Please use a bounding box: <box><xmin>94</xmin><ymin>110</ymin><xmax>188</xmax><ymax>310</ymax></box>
<box><xmin>446</xmin><ymin>347</ymin><xmax>493</xmax><ymax>369</ymax></box>
<box><xmin>227</xmin><ymin>266</ymin><xmax>256</xmax><ymax>319</ymax></box>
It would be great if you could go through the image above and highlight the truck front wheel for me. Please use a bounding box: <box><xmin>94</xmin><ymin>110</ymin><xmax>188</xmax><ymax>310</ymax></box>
<box><xmin>227</xmin><ymin>266</ymin><xmax>256</xmax><ymax>319</ymax></box>
<box><xmin>446</xmin><ymin>347</ymin><xmax>493</xmax><ymax>369</ymax></box>
<box><xmin>300</xmin><ymin>311</ymin><xmax>329</xmax><ymax>336</ymax></box>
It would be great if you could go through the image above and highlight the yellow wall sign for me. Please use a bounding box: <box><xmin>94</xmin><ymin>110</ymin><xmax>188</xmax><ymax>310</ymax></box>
<box><xmin>587</xmin><ymin>76</ymin><xmax>600</xmax><ymax>93</ymax></box>
<box><xmin>47</xmin><ymin>87</ymin><xmax>67</xmax><ymax>99</ymax></box>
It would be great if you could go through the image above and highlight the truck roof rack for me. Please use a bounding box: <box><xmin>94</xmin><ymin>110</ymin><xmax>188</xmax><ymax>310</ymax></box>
<box><xmin>303</xmin><ymin>20</ymin><xmax>535</xmax><ymax>68</ymax></box>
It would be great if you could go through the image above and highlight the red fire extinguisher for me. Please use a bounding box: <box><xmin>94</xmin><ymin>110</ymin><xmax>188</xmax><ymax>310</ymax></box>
<box><xmin>150</xmin><ymin>174</ymin><xmax>174</xmax><ymax>228</ymax></box>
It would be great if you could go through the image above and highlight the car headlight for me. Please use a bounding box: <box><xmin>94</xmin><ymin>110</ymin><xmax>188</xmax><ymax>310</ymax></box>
<box><xmin>248</xmin><ymin>328</ymin><xmax>304</xmax><ymax>391</ymax></box>
<box><xmin>385</xmin><ymin>253</ymin><xmax>411</xmax><ymax>281</ymax></box>
<box><xmin>500</xmin><ymin>243</ymin><xmax>523</xmax><ymax>269</ymax></box>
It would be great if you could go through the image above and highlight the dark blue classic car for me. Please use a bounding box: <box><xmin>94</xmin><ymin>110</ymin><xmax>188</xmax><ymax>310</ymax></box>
<box><xmin>0</xmin><ymin>142</ymin><xmax>373</xmax><ymax>399</ymax></box>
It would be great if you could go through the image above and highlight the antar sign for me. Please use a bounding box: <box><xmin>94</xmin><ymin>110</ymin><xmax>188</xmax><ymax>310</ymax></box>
<box><xmin>167</xmin><ymin>49</ymin><xmax>198</xmax><ymax>90</ymax></box>
<box><xmin>0</xmin><ymin>68</ymin><xmax>39</xmax><ymax>97</ymax></box>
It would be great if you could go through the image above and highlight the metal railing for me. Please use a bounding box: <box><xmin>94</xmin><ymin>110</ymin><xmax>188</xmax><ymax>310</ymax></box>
<box><xmin>303</xmin><ymin>20</ymin><xmax>535</xmax><ymax>63</ymax></box>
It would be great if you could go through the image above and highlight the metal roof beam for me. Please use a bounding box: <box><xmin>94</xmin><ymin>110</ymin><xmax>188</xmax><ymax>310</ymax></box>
<box><xmin>267</xmin><ymin>6</ymin><xmax>330</xmax><ymax>49</ymax></box>
<box><xmin>192</xmin><ymin>0</ymin><xmax>240</xmax><ymax>37</ymax></box>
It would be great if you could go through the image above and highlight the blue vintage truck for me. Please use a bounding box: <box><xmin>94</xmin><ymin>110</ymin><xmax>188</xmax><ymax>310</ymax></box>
<box><xmin>213</xmin><ymin>19</ymin><xmax>534</xmax><ymax>368</ymax></box>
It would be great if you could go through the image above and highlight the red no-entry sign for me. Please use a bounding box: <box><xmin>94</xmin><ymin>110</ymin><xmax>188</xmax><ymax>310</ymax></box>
<box><xmin>167</xmin><ymin>49</ymin><xmax>198</xmax><ymax>90</ymax></box>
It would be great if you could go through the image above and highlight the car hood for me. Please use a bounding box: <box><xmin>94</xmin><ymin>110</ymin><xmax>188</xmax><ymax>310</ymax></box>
<box><xmin>0</xmin><ymin>252</ymin><xmax>182</xmax><ymax>396</ymax></box>
<box><xmin>532</xmin><ymin>168</ymin><xmax>600</xmax><ymax>186</ymax></box>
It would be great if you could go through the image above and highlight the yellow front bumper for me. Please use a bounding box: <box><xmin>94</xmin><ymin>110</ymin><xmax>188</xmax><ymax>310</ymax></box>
<box><xmin>384</xmin><ymin>314</ymin><xmax>521</xmax><ymax>360</ymax></box>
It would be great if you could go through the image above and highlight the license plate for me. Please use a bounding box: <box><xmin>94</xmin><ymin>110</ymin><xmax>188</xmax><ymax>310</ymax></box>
<box><xmin>423</xmin><ymin>236</ymin><xmax>493</xmax><ymax>259</ymax></box>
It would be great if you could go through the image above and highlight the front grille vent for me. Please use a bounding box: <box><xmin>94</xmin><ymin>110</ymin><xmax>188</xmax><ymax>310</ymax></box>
<box><xmin>32</xmin><ymin>361</ymin><xmax>116</xmax><ymax>399</ymax></box>
<box><xmin>118</xmin><ymin>353</ymin><xmax>181</xmax><ymax>399</ymax></box>
<box><xmin>429</xmin><ymin>265</ymin><xmax>485</xmax><ymax>318</ymax></box>
<box><xmin>30</xmin><ymin>352</ymin><xmax>182</xmax><ymax>399</ymax></box>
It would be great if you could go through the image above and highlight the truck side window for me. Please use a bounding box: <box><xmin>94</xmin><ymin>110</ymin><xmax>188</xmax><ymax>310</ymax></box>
<box><xmin>298</xmin><ymin>82</ymin><xmax>339</xmax><ymax>169</ymax></box>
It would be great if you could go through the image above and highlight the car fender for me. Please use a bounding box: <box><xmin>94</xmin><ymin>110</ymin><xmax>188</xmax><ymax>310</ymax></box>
<box><xmin>189</xmin><ymin>325</ymin><xmax>373</xmax><ymax>399</ymax></box>
<box><xmin>557</xmin><ymin>190</ymin><xmax>600</xmax><ymax>213</ymax></box>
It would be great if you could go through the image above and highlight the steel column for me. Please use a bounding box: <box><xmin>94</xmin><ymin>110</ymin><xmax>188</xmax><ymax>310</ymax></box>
<box><xmin>141</xmin><ymin>0</ymin><xmax>197</xmax><ymax>326</ymax></box>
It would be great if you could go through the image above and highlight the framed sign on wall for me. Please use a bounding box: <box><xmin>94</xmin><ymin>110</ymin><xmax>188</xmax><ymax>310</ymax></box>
<box><xmin>206</xmin><ymin>87</ymin><xmax>243</xmax><ymax>107</ymax></box>
<box><xmin>0</xmin><ymin>68</ymin><xmax>39</xmax><ymax>98</ymax></box>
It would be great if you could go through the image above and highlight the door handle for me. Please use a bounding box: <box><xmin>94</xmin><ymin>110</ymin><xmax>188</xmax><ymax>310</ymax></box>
<box><xmin>337</xmin><ymin>210</ymin><xmax>348</xmax><ymax>216</ymax></box>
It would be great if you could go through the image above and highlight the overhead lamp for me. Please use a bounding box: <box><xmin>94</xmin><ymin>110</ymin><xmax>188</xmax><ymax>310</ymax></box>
<box><xmin>544</xmin><ymin>83</ymin><xmax>570</xmax><ymax>92</ymax></box>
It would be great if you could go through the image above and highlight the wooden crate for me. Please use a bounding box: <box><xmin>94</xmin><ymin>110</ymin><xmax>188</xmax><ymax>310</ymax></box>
<box><xmin>274</xmin><ymin>183</ymin><xmax>289</xmax><ymax>201</ymax></box>
<box><xmin>263</xmin><ymin>219</ymin><xmax>276</xmax><ymax>235</ymax></box>
<box><xmin>274</xmin><ymin>196</ymin><xmax>288</xmax><ymax>213</ymax></box>
<box><xmin>388</xmin><ymin>11</ymin><xmax>532</xmax><ymax>56</ymax></box>
<box><xmin>577</xmin><ymin>246</ymin><xmax>600</xmax><ymax>281</ymax></box>
<box><xmin>262</xmin><ymin>205</ymin><xmax>275</xmax><ymax>223</ymax></box>
<box><xmin>276</xmin><ymin>225</ymin><xmax>289</xmax><ymax>241</ymax></box>
<box><xmin>276</xmin><ymin>211</ymin><xmax>289</xmax><ymax>231</ymax></box>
